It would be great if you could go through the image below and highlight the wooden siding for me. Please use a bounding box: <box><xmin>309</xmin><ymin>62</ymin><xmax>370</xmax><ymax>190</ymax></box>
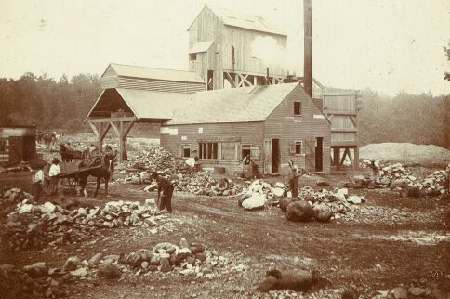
<box><xmin>116</xmin><ymin>77</ymin><xmax>205</xmax><ymax>94</ymax></box>
<box><xmin>221</xmin><ymin>26</ymin><xmax>286</xmax><ymax>77</ymax></box>
<box><xmin>264</xmin><ymin>84</ymin><xmax>331</xmax><ymax>173</ymax></box>
<box><xmin>323</xmin><ymin>94</ymin><xmax>358</xmax><ymax>147</ymax></box>
<box><xmin>189</xmin><ymin>44</ymin><xmax>217</xmax><ymax>83</ymax></box>
<box><xmin>160</xmin><ymin>122</ymin><xmax>265</xmax><ymax>174</ymax></box>
<box><xmin>100</xmin><ymin>76</ymin><xmax>205</xmax><ymax>94</ymax></box>
<box><xmin>189</xmin><ymin>6</ymin><xmax>287</xmax><ymax>88</ymax></box>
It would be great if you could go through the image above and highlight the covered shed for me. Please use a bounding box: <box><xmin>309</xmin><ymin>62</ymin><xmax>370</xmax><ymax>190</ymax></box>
<box><xmin>87</xmin><ymin>64</ymin><xmax>206</xmax><ymax>160</ymax></box>
<box><xmin>0</xmin><ymin>125</ymin><xmax>36</xmax><ymax>166</ymax></box>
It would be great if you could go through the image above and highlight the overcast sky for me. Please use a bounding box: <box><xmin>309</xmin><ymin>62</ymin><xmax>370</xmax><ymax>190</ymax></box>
<box><xmin>1</xmin><ymin>0</ymin><xmax>449</xmax><ymax>96</ymax></box>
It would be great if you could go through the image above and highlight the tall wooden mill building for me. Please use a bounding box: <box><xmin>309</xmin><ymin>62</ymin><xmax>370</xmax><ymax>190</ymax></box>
<box><xmin>87</xmin><ymin>4</ymin><xmax>360</xmax><ymax>172</ymax></box>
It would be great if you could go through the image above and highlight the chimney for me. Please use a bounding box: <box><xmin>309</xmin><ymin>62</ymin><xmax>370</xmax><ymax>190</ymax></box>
<box><xmin>303</xmin><ymin>0</ymin><xmax>312</xmax><ymax>97</ymax></box>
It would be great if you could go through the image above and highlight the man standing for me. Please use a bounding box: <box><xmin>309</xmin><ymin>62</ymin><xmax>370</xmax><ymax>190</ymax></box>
<box><xmin>32</xmin><ymin>165</ymin><xmax>45</xmax><ymax>201</ymax></box>
<box><xmin>151</xmin><ymin>172</ymin><xmax>174</xmax><ymax>213</ymax></box>
<box><xmin>49</xmin><ymin>158</ymin><xmax>61</xmax><ymax>195</ymax></box>
<box><xmin>288</xmin><ymin>160</ymin><xmax>302</xmax><ymax>199</ymax></box>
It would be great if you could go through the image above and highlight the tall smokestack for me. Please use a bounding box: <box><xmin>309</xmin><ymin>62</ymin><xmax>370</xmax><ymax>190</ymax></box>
<box><xmin>303</xmin><ymin>0</ymin><xmax>312</xmax><ymax>97</ymax></box>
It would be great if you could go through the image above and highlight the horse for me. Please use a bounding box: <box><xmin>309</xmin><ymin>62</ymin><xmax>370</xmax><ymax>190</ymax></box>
<box><xmin>60</xmin><ymin>144</ymin><xmax>88</xmax><ymax>162</ymax></box>
<box><xmin>77</xmin><ymin>151</ymin><xmax>116</xmax><ymax>198</ymax></box>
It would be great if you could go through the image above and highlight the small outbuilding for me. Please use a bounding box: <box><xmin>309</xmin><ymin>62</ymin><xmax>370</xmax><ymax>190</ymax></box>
<box><xmin>0</xmin><ymin>125</ymin><xmax>36</xmax><ymax>166</ymax></box>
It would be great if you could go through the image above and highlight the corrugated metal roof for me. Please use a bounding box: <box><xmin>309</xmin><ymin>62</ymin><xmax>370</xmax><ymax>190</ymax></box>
<box><xmin>105</xmin><ymin>63</ymin><xmax>205</xmax><ymax>83</ymax></box>
<box><xmin>166</xmin><ymin>82</ymin><xmax>300</xmax><ymax>125</ymax></box>
<box><xmin>189</xmin><ymin>41</ymin><xmax>214</xmax><ymax>54</ymax></box>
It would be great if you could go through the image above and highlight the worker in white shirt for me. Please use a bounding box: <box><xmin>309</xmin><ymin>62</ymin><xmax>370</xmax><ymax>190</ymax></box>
<box><xmin>32</xmin><ymin>165</ymin><xmax>45</xmax><ymax>201</ymax></box>
<box><xmin>49</xmin><ymin>158</ymin><xmax>61</xmax><ymax>195</ymax></box>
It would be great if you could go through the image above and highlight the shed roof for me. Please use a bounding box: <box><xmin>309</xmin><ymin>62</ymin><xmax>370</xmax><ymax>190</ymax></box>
<box><xmin>189</xmin><ymin>5</ymin><xmax>286</xmax><ymax>37</ymax></box>
<box><xmin>166</xmin><ymin>82</ymin><xmax>301</xmax><ymax>125</ymax></box>
<box><xmin>103</xmin><ymin>63</ymin><xmax>204</xmax><ymax>83</ymax></box>
<box><xmin>88</xmin><ymin>88</ymin><xmax>187</xmax><ymax>120</ymax></box>
<box><xmin>189</xmin><ymin>41</ymin><xmax>214</xmax><ymax>54</ymax></box>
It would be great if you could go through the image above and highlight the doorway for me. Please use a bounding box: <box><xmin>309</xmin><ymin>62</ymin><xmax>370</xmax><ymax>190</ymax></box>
<box><xmin>315</xmin><ymin>137</ymin><xmax>323</xmax><ymax>172</ymax></box>
<box><xmin>272</xmin><ymin>138</ymin><xmax>280</xmax><ymax>173</ymax></box>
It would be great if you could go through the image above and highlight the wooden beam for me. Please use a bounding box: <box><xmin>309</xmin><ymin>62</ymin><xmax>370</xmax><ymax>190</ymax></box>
<box><xmin>109</xmin><ymin>121</ymin><xmax>120</xmax><ymax>137</ymax></box>
<box><xmin>224</xmin><ymin>72</ymin><xmax>236</xmax><ymax>88</ymax></box>
<box><xmin>349</xmin><ymin>116</ymin><xmax>357</xmax><ymax>127</ymax></box>
<box><xmin>331</xmin><ymin>128</ymin><xmax>358</xmax><ymax>133</ymax></box>
<box><xmin>87</xmin><ymin>121</ymin><xmax>100</xmax><ymax>138</ymax></box>
<box><xmin>100</xmin><ymin>123</ymin><xmax>111</xmax><ymax>141</ymax></box>
<box><xmin>124</xmin><ymin>121</ymin><xmax>135</xmax><ymax>137</ymax></box>
<box><xmin>89</xmin><ymin>117</ymin><xmax>137</xmax><ymax>123</ymax></box>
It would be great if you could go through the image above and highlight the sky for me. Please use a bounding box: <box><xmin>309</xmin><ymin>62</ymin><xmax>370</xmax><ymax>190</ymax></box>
<box><xmin>1</xmin><ymin>0</ymin><xmax>449</xmax><ymax>96</ymax></box>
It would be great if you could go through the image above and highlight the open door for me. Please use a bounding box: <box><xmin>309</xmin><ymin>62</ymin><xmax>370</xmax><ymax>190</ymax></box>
<box><xmin>272</xmin><ymin>138</ymin><xmax>280</xmax><ymax>173</ymax></box>
<box><xmin>315</xmin><ymin>137</ymin><xmax>323</xmax><ymax>172</ymax></box>
<box><xmin>263</xmin><ymin>138</ymin><xmax>272</xmax><ymax>174</ymax></box>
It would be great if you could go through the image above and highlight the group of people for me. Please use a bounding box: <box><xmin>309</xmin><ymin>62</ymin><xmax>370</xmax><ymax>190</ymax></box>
<box><xmin>31</xmin><ymin>157</ymin><xmax>61</xmax><ymax>201</ymax></box>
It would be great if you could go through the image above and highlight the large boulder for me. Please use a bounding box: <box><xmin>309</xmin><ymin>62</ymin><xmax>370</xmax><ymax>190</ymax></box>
<box><xmin>313</xmin><ymin>204</ymin><xmax>333</xmax><ymax>223</ymax></box>
<box><xmin>279</xmin><ymin>197</ymin><xmax>294</xmax><ymax>212</ymax></box>
<box><xmin>242</xmin><ymin>193</ymin><xmax>267</xmax><ymax>211</ymax></box>
<box><xmin>286</xmin><ymin>201</ymin><xmax>314</xmax><ymax>222</ymax></box>
<box><xmin>258</xmin><ymin>269</ymin><xmax>318</xmax><ymax>292</ymax></box>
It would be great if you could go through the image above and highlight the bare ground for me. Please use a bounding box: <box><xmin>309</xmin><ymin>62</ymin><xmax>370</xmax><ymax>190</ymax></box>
<box><xmin>1</xmin><ymin>180</ymin><xmax>449</xmax><ymax>299</ymax></box>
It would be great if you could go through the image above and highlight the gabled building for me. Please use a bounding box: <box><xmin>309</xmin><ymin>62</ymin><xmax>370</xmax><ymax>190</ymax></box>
<box><xmin>188</xmin><ymin>5</ymin><xmax>288</xmax><ymax>90</ymax></box>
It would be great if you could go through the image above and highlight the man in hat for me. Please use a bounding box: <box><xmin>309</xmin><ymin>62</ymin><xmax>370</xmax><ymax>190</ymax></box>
<box><xmin>151</xmin><ymin>172</ymin><xmax>174</xmax><ymax>213</ymax></box>
<box><xmin>48</xmin><ymin>157</ymin><xmax>61</xmax><ymax>195</ymax></box>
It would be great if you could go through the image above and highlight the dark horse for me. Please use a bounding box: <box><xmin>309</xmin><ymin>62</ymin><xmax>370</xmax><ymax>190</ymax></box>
<box><xmin>77</xmin><ymin>151</ymin><xmax>116</xmax><ymax>197</ymax></box>
<box><xmin>60</xmin><ymin>144</ymin><xmax>88</xmax><ymax>162</ymax></box>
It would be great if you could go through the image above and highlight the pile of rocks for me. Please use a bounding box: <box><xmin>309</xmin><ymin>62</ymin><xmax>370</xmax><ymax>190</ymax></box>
<box><xmin>238</xmin><ymin>180</ymin><xmax>287</xmax><ymax>211</ymax></box>
<box><xmin>1</xmin><ymin>187</ymin><xmax>33</xmax><ymax>204</ymax></box>
<box><xmin>121</xmin><ymin>238</ymin><xmax>248</xmax><ymax>278</ymax></box>
<box><xmin>279</xmin><ymin>187</ymin><xmax>365</xmax><ymax>223</ymax></box>
<box><xmin>55</xmin><ymin>238</ymin><xmax>247</xmax><ymax>281</ymax></box>
<box><xmin>116</xmin><ymin>146</ymin><xmax>243</xmax><ymax>196</ymax></box>
<box><xmin>3</xmin><ymin>200</ymin><xmax>99</xmax><ymax>251</ymax></box>
<box><xmin>356</xmin><ymin>161</ymin><xmax>449</xmax><ymax>197</ymax></box>
<box><xmin>2</xmin><ymin>199</ymin><xmax>180</xmax><ymax>251</ymax></box>
<box><xmin>174</xmin><ymin>172</ymin><xmax>243</xmax><ymax>197</ymax></box>
<box><xmin>0</xmin><ymin>262</ymin><xmax>72</xmax><ymax>299</ymax></box>
<box><xmin>371</xmin><ymin>284</ymin><xmax>449</xmax><ymax>299</ymax></box>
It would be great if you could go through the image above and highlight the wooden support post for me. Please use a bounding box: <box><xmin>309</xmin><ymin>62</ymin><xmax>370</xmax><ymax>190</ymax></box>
<box><xmin>353</xmin><ymin>147</ymin><xmax>359</xmax><ymax>170</ymax></box>
<box><xmin>119</xmin><ymin>121</ymin><xmax>125</xmax><ymax>162</ymax></box>
<box><xmin>333</xmin><ymin>147</ymin><xmax>340</xmax><ymax>167</ymax></box>
<box><xmin>234</xmin><ymin>72</ymin><xmax>239</xmax><ymax>88</ymax></box>
<box><xmin>99</xmin><ymin>123</ymin><xmax>111</xmax><ymax>152</ymax></box>
<box><xmin>339</xmin><ymin>147</ymin><xmax>350</xmax><ymax>165</ymax></box>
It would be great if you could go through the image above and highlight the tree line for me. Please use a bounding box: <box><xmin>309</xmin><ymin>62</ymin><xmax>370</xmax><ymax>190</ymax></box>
<box><xmin>0</xmin><ymin>72</ymin><xmax>448</xmax><ymax>148</ymax></box>
<box><xmin>0</xmin><ymin>72</ymin><xmax>101</xmax><ymax>132</ymax></box>
<box><xmin>358</xmin><ymin>89</ymin><xmax>449</xmax><ymax>148</ymax></box>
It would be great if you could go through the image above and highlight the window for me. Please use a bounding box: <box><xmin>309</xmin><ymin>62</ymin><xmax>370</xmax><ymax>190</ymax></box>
<box><xmin>198</xmin><ymin>142</ymin><xmax>218</xmax><ymax>160</ymax></box>
<box><xmin>189</xmin><ymin>53</ymin><xmax>197</xmax><ymax>61</ymax></box>
<box><xmin>0</xmin><ymin>138</ymin><xmax>9</xmax><ymax>162</ymax></box>
<box><xmin>294</xmin><ymin>101</ymin><xmax>302</xmax><ymax>115</ymax></box>
<box><xmin>221</xmin><ymin>142</ymin><xmax>236</xmax><ymax>160</ymax></box>
<box><xmin>295</xmin><ymin>141</ymin><xmax>302</xmax><ymax>155</ymax></box>
<box><xmin>242</xmin><ymin>144</ymin><xmax>260</xmax><ymax>160</ymax></box>
<box><xmin>182</xmin><ymin>144</ymin><xmax>191</xmax><ymax>158</ymax></box>
<box><xmin>289</xmin><ymin>141</ymin><xmax>302</xmax><ymax>155</ymax></box>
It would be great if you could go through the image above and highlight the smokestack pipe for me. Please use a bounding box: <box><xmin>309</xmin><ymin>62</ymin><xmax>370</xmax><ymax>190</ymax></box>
<box><xmin>303</xmin><ymin>0</ymin><xmax>312</xmax><ymax>97</ymax></box>
<box><xmin>266</xmin><ymin>67</ymin><xmax>270</xmax><ymax>84</ymax></box>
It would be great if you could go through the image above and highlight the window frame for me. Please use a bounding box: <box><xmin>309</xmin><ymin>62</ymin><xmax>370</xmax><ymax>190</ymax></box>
<box><xmin>198</xmin><ymin>142</ymin><xmax>219</xmax><ymax>160</ymax></box>
<box><xmin>181</xmin><ymin>144</ymin><xmax>191</xmax><ymax>158</ymax></box>
<box><xmin>294</xmin><ymin>101</ymin><xmax>302</xmax><ymax>116</ymax></box>
<box><xmin>0</xmin><ymin>137</ymin><xmax>9</xmax><ymax>162</ymax></box>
